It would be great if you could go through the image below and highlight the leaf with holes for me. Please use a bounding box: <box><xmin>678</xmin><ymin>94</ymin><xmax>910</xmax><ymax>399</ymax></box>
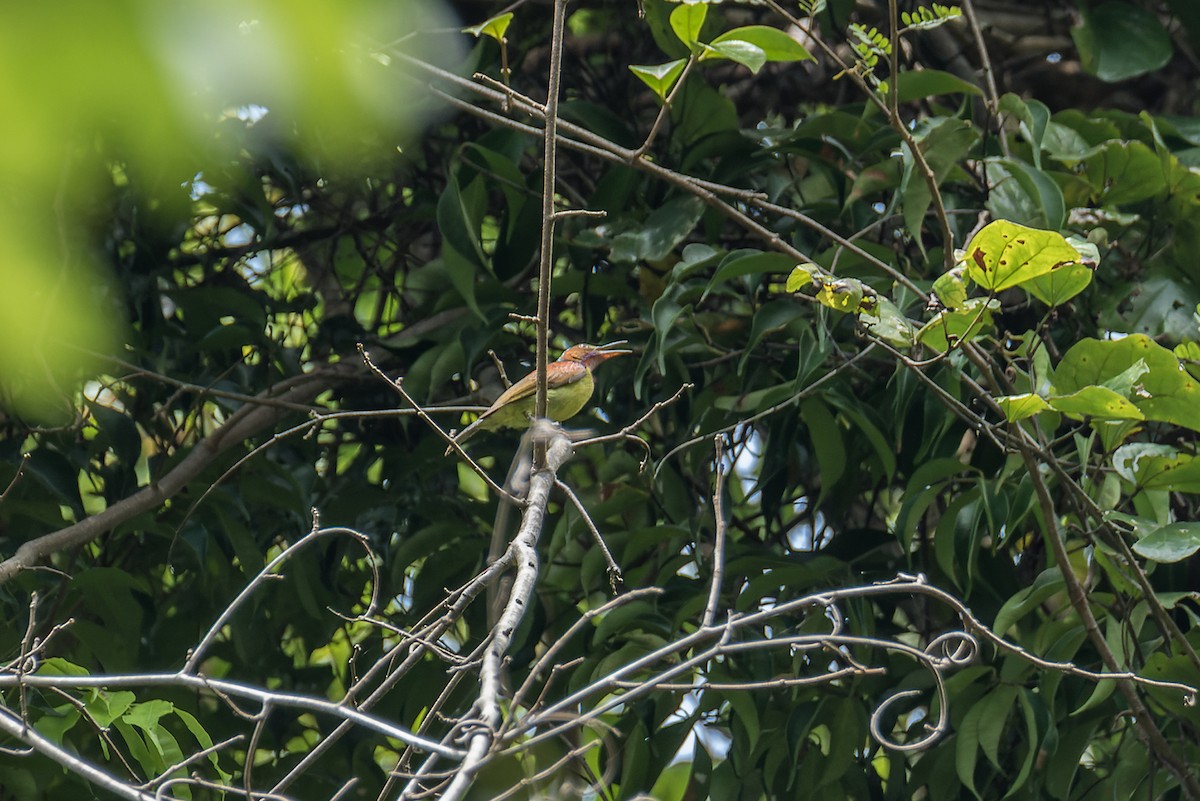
<box><xmin>963</xmin><ymin>220</ymin><xmax>1081</xmax><ymax>293</ymax></box>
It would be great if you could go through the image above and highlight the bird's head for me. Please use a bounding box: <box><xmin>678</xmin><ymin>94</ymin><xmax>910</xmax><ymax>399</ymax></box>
<box><xmin>559</xmin><ymin>341</ymin><xmax>632</xmax><ymax>369</ymax></box>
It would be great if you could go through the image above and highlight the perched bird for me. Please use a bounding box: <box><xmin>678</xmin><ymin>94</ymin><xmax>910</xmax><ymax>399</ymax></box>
<box><xmin>449</xmin><ymin>342</ymin><xmax>631</xmax><ymax>449</ymax></box>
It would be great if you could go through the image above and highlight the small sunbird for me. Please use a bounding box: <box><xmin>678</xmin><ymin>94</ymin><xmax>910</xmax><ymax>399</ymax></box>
<box><xmin>449</xmin><ymin>342</ymin><xmax>631</xmax><ymax>449</ymax></box>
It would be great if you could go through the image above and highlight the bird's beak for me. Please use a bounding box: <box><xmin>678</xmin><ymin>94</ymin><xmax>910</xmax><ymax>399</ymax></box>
<box><xmin>594</xmin><ymin>340</ymin><xmax>633</xmax><ymax>355</ymax></box>
<box><xmin>585</xmin><ymin>341</ymin><xmax>633</xmax><ymax>365</ymax></box>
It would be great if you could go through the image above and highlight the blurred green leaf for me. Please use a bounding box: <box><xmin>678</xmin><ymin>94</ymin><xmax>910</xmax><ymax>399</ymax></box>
<box><xmin>1073</xmin><ymin>1</ymin><xmax>1172</xmax><ymax>82</ymax></box>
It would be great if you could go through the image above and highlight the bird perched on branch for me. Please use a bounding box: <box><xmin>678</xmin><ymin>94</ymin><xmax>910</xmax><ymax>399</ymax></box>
<box><xmin>448</xmin><ymin>342</ymin><xmax>631</xmax><ymax>450</ymax></box>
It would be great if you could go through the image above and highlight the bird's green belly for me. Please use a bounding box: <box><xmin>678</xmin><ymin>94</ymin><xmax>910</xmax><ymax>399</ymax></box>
<box><xmin>483</xmin><ymin>372</ymin><xmax>594</xmax><ymax>430</ymax></box>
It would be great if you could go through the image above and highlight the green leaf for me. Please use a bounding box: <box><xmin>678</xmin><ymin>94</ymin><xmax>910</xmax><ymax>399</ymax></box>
<box><xmin>629</xmin><ymin>59</ymin><xmax>688</xmax><ymax>101</ymax></box>
<box><xmin>704</xmin><ymin>250</ymin><xmax>795</xmax><ymax>300</ymax></box>
<box><xmin>1006</xmin><ymin>690</ymin><xmax>1040</xmax><ymax>796</ymax></box>
<box><xmin>813</xmin><ymin>275</ymin><xmax>876</xmax><ymax>314</ymax></box>
<box><xmin>1113</xmin><ymin>443</ymin><xmax>1177</xmax><ymax>483</ymax></box>
<box><xmin>956</xmin><ymin>697</ymin><xmax>984</xmax><ymax>799</ymax></box>
<box><xmin>739</xmin><ymin>300</ymin><xmax>805</xmax><ymax>373</ymax></box>
<box><xmin>436</xmin><ymin>172</ymin><xmax>489</xmax><ymax>270</ymax></box>
<box><xmin>649</xmin><ymin>762</ymin><xmax>693</xmax><ymax>801</ymax></box>
<box><xmin>1134</xmin><ymin>522</ymin><xmax>1200</xmax><ymax>562</ymax></box>
<box><xmin>610</xmin><ymin>195</ymin><xmax>706</xmax><ymax>263</ymax></box>
<box><xmin>1128</xmin><ymin>451</ymin><xmax>1200</xmax><ymax>493</ymax></box>
<box><xmin>985</xmin><ymin>157</ymin><xmax>1066</xmax><ymax>230</ymax></box>
<box><xmin>1023</xmin><ymin>262</ymin><xmax>1093</xmax><ymax>307</ymax></box>
<box><xmin>996</xmin><ymin>392</ymin><xmax>1052</xmax><ymax>422</ymax></box>
<box><xmin>786</xmin><ymin>263</ymin><xmax>820</xmax><ymax>292</ymax></box>
<box><xmin>802</xmin><ymin>398</ymin><xmax>845</xmax><ymax>506</ymax></box>
<box><xmin>711</xmin><ymin>25</ymin><xmax>812</xmax><ymax>62</ymax></box>
<box><xmin>999</xmin><ymin>94</ymin><xmax>1050</xmax><ymax>169</ymax></box>
<box><xmin>902</xmin><ymin>118</ymin><xmax>979</xmax><ymax>238</ymax></box>
<box><xmin>1072</xmin><ymin>1</ymin><xmax>1172</xmax><ymax>82</ymax></box>
<box><xmin>462</xmin><ymin>12</ymin><xmax>513</xmax><ymax>43</ymax></box>
<box><xmin>1082</xmin><ymin>140</ymin><xmax>1166</xmax><ymax>205</ymax></box>
<box><xmin>1055</xmin><ymin>334</ymin><xmax>1200</xmax><ymax>432</ymax></box>
<box><xmin>917</xmin><ymin>298</ymin><xmax>998</xmax><ymax>352</ymax></box>
<box><xmin>976</xmin><ymin>686</ymin><xmax>1019</xmax><ymax>768</ymax></box>
<box><xmin>932</xmin><ymin>268</ymin><xmax>968</xmax><ymax>309</ymax></box>
<box><xmin>896</xmin><ymin>69</ymin><xmax>981</xmax><ymax>102</ymax></box>
<box><xmin>701</xmin><ymin>40</ymin><xmax>768</xmax><ymax>74</ymax></box>
<box><xmin>1047</xmin><ymin>386</ymin><xmax>1145</xmax><ymax>421</ymax></box>
<box><xmin>669</xmin><ymin>2</ymin><xmax>707</xmax><ymax>49</ymax></box>
<box><xmin>862</xmin><ymin>297</ymin><xmax>916</xmax><ymax>347</ymax></box>
<box><xmin>993</xmin><ymin>568</ymin><xmax>1066</xmax><ymax>636</ymax></box>
<box><xmin>963</xmin><ymin>220</ymin><xmax>1081</xmax><ymax>293</ymax></box>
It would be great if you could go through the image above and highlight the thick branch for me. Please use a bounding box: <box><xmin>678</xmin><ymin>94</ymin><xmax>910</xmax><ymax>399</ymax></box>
<box><xmin>0</xmin><ymin>367</ymin><xmax>350</xmax><ymax>585</ymax></box>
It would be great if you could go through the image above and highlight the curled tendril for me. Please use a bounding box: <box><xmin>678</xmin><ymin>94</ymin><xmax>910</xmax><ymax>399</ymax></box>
<box><xmin>869</xmin><ymin>630</ymin><xmax>966</xmax><ymax>752</ymax></box>
<box><xmin>870</xmin><ymin>673</ymin><xmax>951</xmax><ymax>753</ymax></box>
<box><xmin>926</xmin><ymin>631</ymin><xmax>978</xmax><ymax>667</ymax></box>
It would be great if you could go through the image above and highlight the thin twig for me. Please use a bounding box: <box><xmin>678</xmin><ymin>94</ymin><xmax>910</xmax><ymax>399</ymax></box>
<box><xmin>702</xmin><ymin>435</ymin><xmax>729</xmax><ymax>628</ymax></box>
<box><xmin>358</xmin><ymin>344</ymin><xmax>519</xmax><ymax>503</ymax></box>
<box><xmin>555</xmin><ymin>479</ymin><xmax>622</xmax><ymax>590</ymax></box>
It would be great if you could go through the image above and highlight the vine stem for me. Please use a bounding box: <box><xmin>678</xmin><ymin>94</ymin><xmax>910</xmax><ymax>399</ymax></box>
<box><xmin>1019</xmin><ymin>441</ymin><xmax>1200</xmax><ymax>801</ymax></box>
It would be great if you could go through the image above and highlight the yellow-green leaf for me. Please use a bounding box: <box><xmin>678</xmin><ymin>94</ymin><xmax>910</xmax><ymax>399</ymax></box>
<box><xmin>629</xmin><ymin>59</ymin><xmax>688</xmax><ymax>101</ymax></box>
<box><xmin>463</xmin><ymin>11</ymin><xmax>513</xmax><ymax>42</ymax></box>
<box><xmin>786</xmin><ymin>263</ymin><xmax>820</xmax><ymax>292</ymax></box>
<box><xmin>932</xmin><ymin>267</ymin><xmax>969</xmax><ymax>309</ymax></box>
<box><xmin>1047</xmin><ymin>386</ymin><xmax>1145</xmax><ymax>420</ymax></box>
<box><xmin>963</xmin><ymin>220</ymin><xmax>1080</xmax><ymax>292</ymax></box>
<box><xmin>997</xmin><ymin>393</ymin><xmax>1052</xmax><ymax>422</ymax></box>
<box><xmin>814</xmin><ymin>276</ymin><xmax>876</xmax><ymax>314</ymax></box>
<box><xmin>1024</xmin><ymin>261</ymin><xmax>1094</xmax><ymax>306</ymax></box>
<box><xmin>669</xmin><ymin>2</ymin><xmax>707</xmax><ymax>49</ymax></box>
<box><xmin>1056</xmin><ymin>334</ymin><xmax>1200</xmax><ymax>432</ymax></box>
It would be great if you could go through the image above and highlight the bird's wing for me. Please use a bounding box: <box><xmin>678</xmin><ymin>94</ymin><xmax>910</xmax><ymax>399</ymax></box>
<box><xmin>482</xmin><ymin>371</ymin><xmax>539</xmax><ymax>415</ymax></box>
<box><xmin>546</xmin><ymin>360</ymin><xmax>590</xmax><ymax>389</ymax></box>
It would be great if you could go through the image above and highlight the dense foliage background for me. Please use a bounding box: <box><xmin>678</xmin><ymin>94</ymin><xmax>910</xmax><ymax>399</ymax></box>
<box><xmin>2</xmin><ymin>0</ymin><xmax>1200</xmax><ymax>799</ymax></box>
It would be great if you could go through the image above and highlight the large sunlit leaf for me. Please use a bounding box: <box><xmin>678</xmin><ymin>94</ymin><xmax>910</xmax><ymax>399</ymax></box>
<box><xmin>1047</xmin><ymin>386</ymin><xmax>1144</xmax><ymax>421</ymax></box>
<box><xmin>963</xmin><ymin>220</ymin><xmax>1082</xmax><ymax>293</ymax></box>
<box><xmin>1055</xmin><ymin>335</ymin><xmax>1200</xmax><ymax>432</ymax></box>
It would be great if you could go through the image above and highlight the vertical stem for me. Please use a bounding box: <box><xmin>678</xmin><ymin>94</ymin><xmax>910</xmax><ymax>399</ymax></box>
<box><xmin>534</xmin><ymin>0</ymin><xmax>568</xmax><ymax>467</ymax></box>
